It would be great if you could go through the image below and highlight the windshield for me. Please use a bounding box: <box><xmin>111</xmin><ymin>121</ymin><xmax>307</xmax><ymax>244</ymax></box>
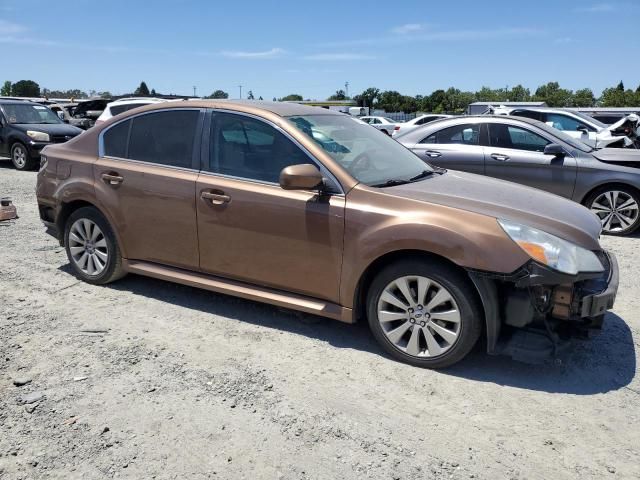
<box><xmin>382</xmin><ymin>117</ymin><xmax>395</xmax><ymax>123</ymax></box>
<box><xmin>287</xmin><ymin>114</ymin><xmax>433</xmax><ymax>186</ymax></box>
<box><xmin>1</xmin><ymin>103</ymin><xmax>62</xmax><ymax>124</ymax></box>
<box><xmin>533</xmin><ymin>120</ymin><xmax>595</xmax><ymax>152</ymax></box>
<box><xmin>569</xmin><ymin>110</ymin><xmax>607</xmax><ymax>129</ymax></box>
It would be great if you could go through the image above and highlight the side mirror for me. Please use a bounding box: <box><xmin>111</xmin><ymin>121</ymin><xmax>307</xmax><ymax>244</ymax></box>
<box><xmin>544</xmin><ymin>143</ymin><xmax>565</xmax><ymax>156</ymax></box>
<box><xmin>279</xmin><ymin>164</ymin><xmax>324</xmax><ymax>191</ymax></box>
<box><xmin>577</xmin><ymin>126</ymin><xmax>589</xmax><ymax>135</ymax></box>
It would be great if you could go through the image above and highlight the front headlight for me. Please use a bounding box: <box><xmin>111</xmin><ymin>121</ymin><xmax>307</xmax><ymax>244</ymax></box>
<box><xmin>498</xmin><ymin>219</ymin><xmax>604</xmax><ymax>275</ymax></box>
<box><xmin>26</xmin><ymin>131</ymin><xmax>50</xmax><ymax>142</ymax></box>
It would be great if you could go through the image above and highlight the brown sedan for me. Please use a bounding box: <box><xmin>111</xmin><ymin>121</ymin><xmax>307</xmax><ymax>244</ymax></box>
<box><xmin>36</xmin><ymin>101</ymin><xmax>618</xmax><ymax>368</ymax></box>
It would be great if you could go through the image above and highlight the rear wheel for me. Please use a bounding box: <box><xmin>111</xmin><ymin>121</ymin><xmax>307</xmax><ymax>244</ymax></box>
<box><xmin>366</xmin><ymin>259</ymin><xmax>482</xmax><ymax>368</ymax></box>
<box><xmin>585</xmin><ymin>186</ymin><xmax>640</xmax><ymax>236</ymax></box>
<box><xmin>64</xmin><ymin>207</ymin><xmax>126</xmax><ymax>284</ymax></box>
<box><xmin>11</xmin><ymin>143</ymin><xmax>37</xmax><ymax>171</ymax></box>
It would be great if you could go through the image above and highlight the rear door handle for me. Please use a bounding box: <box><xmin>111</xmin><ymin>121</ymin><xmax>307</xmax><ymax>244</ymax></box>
<box><xmin>101</xmin><ymin>173</ymin><xmax>124</xmax><ymax>185</ymax></box>
<box><xmin>201</xmin><ymin>191</ymin><xmax>231</xmax><ymax>205</ymax></box>
<box><xmin>490</xmin><ymin>153</ymin><xmax>510</xmax><ymax>161</ymax></box>
<box><xmin>423</xmin><ymin>150</ymin><xmax>442</xmax><ymax>158</ymax></box>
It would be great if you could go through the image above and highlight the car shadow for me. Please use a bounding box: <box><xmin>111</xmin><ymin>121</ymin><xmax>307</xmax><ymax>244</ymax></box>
<box><xmin>58</xmin><ymin>265</ymin><xmax>636</xmax><ymax>395</ymax></box>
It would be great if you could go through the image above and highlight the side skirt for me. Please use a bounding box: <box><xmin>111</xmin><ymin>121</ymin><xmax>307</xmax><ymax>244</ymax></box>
<box><xmin>123</xmin><ymin>260</ymin><xmax>354</xmax><ymax>324</ymax></box>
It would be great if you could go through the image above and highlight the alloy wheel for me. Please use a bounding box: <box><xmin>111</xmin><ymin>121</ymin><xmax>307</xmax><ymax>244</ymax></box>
<box><xmin>68</xmin><ymin>218</ymin><xmax>109</xmax><ymax>276</ymax></box>
<box><xmin>377</xmin><ymin>275</ymin><xmax>461</xmax><ymax>358</ymax></box>
<box><xmin>12</xmin><ymin>145</ymin><xmax>27</xmax><ymax>169</ymax></box>
<box><xmin>590</xmin><ymin>190</ymin><xmax>639</xmax><ymax>234</ymax></box>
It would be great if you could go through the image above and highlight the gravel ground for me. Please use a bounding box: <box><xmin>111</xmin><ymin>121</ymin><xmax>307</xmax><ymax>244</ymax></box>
<box><xmin>0</xmin><ymin>162</ymin><xmax>638</xmax><ymax>480</ymax></box>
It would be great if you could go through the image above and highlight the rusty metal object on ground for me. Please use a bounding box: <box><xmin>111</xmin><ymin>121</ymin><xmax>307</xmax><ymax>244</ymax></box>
<box><xmin>0</xmin><ymin>197</ymin><xmax>18</xmax><ymax>221</ymax></box>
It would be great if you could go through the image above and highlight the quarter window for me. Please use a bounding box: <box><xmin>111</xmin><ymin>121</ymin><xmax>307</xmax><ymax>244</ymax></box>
<box><xmin>127</xmin><ymin>110</ymin><xmax>199</xmax><ymax>168</ymax></box>
<box><xmin>103</xmin><ymin>119</ymin><xmax>130</xmax><ymax>158</ymax></box>
<box><xmin>489</xmin><ymin>124</ymin><xmax>550</xmax><ymax>152</ymax></box>
<box><xmin>209</xmin><ymin>113</ymin><xmax>310</xmax><ymax>183</ymax></box>
<box><xmin>421</xmin><ymin>124</ymin><xmax>480</xmax><ymax>145</ymax></box>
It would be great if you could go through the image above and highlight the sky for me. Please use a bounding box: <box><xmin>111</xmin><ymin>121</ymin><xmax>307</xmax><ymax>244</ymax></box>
<box><xmin>0</xmin><ymin>0</ymin><xmax>639</xmax><ymax>99</ymax></box>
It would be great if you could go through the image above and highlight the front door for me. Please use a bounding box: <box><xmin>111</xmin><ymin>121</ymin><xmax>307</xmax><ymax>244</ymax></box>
<box><xmin>484</xmin><ymin>122</ymin><xmax>577</xmax><ymax>198</ymax></box>
<box><xmin>196</xmin><ymin>111</ymin><xmax>345</xmax><ymax>302</ymax></box>
<box><xmin>411</xmin><ymin>122</ymin><xmax>485</xmax><ymax>174</ymax></box>
<box><xmin>94</xmin><ymin>109</ymin><xmax>203</xmax><ymax>270</ymax></box>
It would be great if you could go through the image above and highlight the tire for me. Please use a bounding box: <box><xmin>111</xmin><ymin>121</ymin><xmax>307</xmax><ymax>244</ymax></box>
<box><xmin>366</xmin><ymin>259</ymin><xmax>482</xmax><ymax>368</ymax></box>
<box><xmin>584</xmin><ymin>185</ymin><xmax>640</xmax><ymax>236</ymax></box>
<box><xmin>11</xmin><ymin>142</ymin><xmax>37</xmax><ymax>171</ymax></box>
<box><xmin>64</xmin><ymin>206</ymin><xmax>126</xmax><ymax>285</ymax></box>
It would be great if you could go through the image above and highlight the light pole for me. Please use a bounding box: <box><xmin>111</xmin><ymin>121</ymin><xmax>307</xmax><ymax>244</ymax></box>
<box><xmin>345</xmin><ymin>81</ymin><xmax>349</xmax><ymax>99</ymax></box>
<box><xmin>238</xmin><ymin>85</ymin><xmax>243</xmax><ymax>99</ymax></box>
<box><xmin>193</xmin><ymin>86</ymin><xmax>197</xmax><ymax>97</ymax></box>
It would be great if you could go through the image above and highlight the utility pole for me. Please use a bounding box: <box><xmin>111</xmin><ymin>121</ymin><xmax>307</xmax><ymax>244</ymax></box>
<box><xmin>238</xmin><ymin>85</ymin><xmax>243</xmax><ymax>99</ymax></box>
<box><xmin>345</xmin><ymin>81</ymin><xmax>349</xmax><ymax>98</ymax></box>
<box><xmin>193</xmin><ymin>86</ymin><xmax>197</xmax><ymax>97</ymax></box>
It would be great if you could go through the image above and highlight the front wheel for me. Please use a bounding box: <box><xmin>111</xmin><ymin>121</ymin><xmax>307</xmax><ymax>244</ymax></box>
<box><xmin>11</xmin><ymin>143</ymin><xmax>37</xmax><ymax>171</ymax></box>
<box><xmin>585</xmin><ymin>186</ymin><xmax>640</xmax><ymax>236</ymax></box>
<box><xmin>366</xmin><ymin>260</ymin><xmax>482</xmax><ymax>368</ymax></box>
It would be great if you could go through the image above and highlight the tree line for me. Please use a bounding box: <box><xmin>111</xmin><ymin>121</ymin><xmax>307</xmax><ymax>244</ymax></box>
<box><xmin>3</xmin><ymin>79</ymin><xmax>639</xmax><ymax>113</ymax></box>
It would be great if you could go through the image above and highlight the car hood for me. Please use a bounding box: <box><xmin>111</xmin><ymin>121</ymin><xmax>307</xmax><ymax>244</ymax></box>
<box><xmin>11</xmin><ymin>123</ymin><xmax>83</xmax><ymax>136</ymax></box>
<box><xmin>592</xmin><ymin>147</ymin><xmax>640</xmax><ymax>163</ymax></box>
<box><xmin>383</xmin><ymin>170</ymin><xmax>602</xmax><ymax>250</ymax></box>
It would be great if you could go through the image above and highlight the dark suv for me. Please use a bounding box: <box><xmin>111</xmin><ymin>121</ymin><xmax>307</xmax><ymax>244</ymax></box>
<box><xmin>0</xmin><ymin>100</ymin><xmax>83</xmax><ymax>170</ymax></box>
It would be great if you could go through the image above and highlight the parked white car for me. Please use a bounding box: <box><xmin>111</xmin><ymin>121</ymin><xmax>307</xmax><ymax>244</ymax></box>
<box><xmin>393</xmin><ymin>114</ymin><xmax>452</xmax><ymax>137</ymax></box>
<box><xmin>489</xmin><ymin>106</ymin><xmax>639</xmax><ymax>149</ymax></box>
<box><xmin>95</xmin><ymin>98</ymin><xmax>166</xmax><ymax>125</ymax></box>
<box><xmin>359</xmin><ymin>116</ymin><xmax>401</xmax><ymax>135</ymax></box>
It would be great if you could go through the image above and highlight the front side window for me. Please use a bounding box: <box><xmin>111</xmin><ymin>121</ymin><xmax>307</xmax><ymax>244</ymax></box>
<box><xmin>287</xmin><ymin>114</ymin><xmax>432</xmax><ymax>186</ymax></box>
<box><xmin>489</xmin><ymin>124</ymin><xmax>550</xmax><ymax>152</ymax></box>
<box><xmin>209</xmin><ymin>113</ymin><xmax>309</xmax><ymax>183</ymax></box>
<box><xmin>421</xmin><ymin>124</ymin><xmax>480</xmax><ymax>145</ymax></box>
<box><xmin>546</xmin><ymin>113</ymin><xmax>593</xmax><ymax>132</ymax></box>
<box><xmin>127</xmin><ymin>110</ymin><xmax>199</xmax><ymax>168</ymax></box>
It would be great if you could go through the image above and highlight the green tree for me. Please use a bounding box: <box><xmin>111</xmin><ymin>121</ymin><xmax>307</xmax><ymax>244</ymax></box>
<box><xmin>206</xmin><ymin>90</ymin><xmax>229</xmax><ymax>99</ymax></box>
<box><xmin>98</xmin><ymin>91</ymin><xmax>112</xmax><ymax>99</ymax></box>
<box><xmin>279</xmin><ymin>94</ymin><xmax>303</xmax><ymax>101</ymax></box>
<box><xmin>1</xmin><ymin>80</ymin><xmax>12</xmax><ymax>96</ymax></box>
<box><xmin>150</xmin><ymin>89</ymin><xmax>157</xmax><ymax>96</ymax></box>
<box><xmin>616</xmin><ymin>81</ymin><xmax>625</xmax><ymax>91</ymax></box>
<box><xmin>572</xmin><ymin>88</ymin><xmax>595</xmax><ymax>107</ymax></box>
<box><xmin>134</xmin><ymin>81</ymin><xmax>150</xmax><ymax>96</ymax></box>
<box><xmin>600</xmin><ymin>86</ymin><xmax>640</xmax><ymax>107</ymax></box>
<box><xmin>327</xmin><ymin>89</ymin><xmax>347</xmax><ymax>101</ymax></box>
<box><xmin>247</xmin><ymin>90</ymin><xmax>255</xmax><ymax>100</ymax></box>
<box><xmin>377</xmin><ymin>90</ymin><xmax>404</xmax><ymax>112</ymax></box>
<box><xmin>258</xmin><ymin>96</ymin><xmax>263</xmax><ymax>100</ymax></box>
<box><xmin>533</xmin><ymin>82</ymin><xmax>574</xmax><ymax>107</ymax></box>
<box><xmin>353</xmin><ymin>87</ymin><xmax>380</xmax><ymax>108</ymax></box>
<box><xmin>507</xmin><ymin>84</ymin><xmax>531</xmax><ymax>102</ymax></box>
<box><xmin>11</xmin><ymin>80</ymin><xmax>40</xmax><ymax>97</ymax></box>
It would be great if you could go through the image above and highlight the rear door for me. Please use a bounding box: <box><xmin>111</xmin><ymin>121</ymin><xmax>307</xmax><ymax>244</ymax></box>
<box><xmin>483</xmin><ymin>122</ymin><xmax>577</xmax><ymax>197</ymax></box>
<box><xmin>94</xmin><ymin>108</ymin><xmax>203</xmax><ymax>270</ymax></box>
<box><xmin>411</xmin><ymin>122</ymin><xmax>485</xmax><ymax>174</ymax></box>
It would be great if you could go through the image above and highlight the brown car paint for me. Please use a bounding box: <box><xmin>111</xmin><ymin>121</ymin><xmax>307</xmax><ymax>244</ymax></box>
<box><xmin>36</xmin><ymin>100</ymin><xmax>606</xmax><ymax>326</ymax></box>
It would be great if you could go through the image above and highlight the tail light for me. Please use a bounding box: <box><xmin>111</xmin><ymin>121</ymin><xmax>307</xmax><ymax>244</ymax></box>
<box><xmin>394</xmin><ymin>126</ymin><xmax>400</xmax><ymax>130</ymax></box>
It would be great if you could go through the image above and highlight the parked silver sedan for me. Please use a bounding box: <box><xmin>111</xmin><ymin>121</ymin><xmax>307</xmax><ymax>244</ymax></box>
<box><xmin>396</xmin><ymin>115</ymin><xmax>640</xmax><ymax>235</ymax></box>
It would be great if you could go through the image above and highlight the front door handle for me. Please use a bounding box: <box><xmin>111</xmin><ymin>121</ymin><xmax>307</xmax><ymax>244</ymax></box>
<box><xmin>490</xmin><ymin>153</ymin><xmax>510</xmax><ymax>161</ymax></box>
<box><xmin>201</xmin><ymin>191</ymin><xmax>231</xmax><ymax>205</ymax></box>
<box><xmin>101</xmin><ymin>173</ymin><xmax>124</xmax><ymax>185</ymax></box>
<box><xmin>423</xmin><ymin>150</ymin><xmax>442</xmax><ymax>158</ymax></box>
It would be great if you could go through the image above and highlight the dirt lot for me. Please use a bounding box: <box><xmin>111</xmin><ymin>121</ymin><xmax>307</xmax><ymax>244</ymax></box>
<box><xmin>0</xmin><ymin>163</ymin><xmax>638</xmax><ymax>480</ymax></box>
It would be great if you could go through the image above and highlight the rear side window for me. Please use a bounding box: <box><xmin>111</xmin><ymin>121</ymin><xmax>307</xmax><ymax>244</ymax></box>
<box><xmin>510</xmin><ymin>110</ymin><xmax>544</xmax><ymax>121</ymax></box>
<box><xmin>421</xmin><ymin>124</ymin><xmax>480</xmax><ymax>145</ymax></box>
<box><xmin>489</xmin><ymin>124</ymin><xmax>550</xmax><ymax>152</ymax></box>
<box><xmin>128</xmin><ymin>110</ymin><xmax>199</xmax><ymax>168</ymax></box>
<box><xmin>546</xmin><ymin>113</ymin><xmax>594</xmax><ymax>132</ymax></box>
<box><xmin>209</xmin><ymin>113</ymin><xmax>309</xmax><ymax>183</ymax></box>
<box><xmin>103</xmin><ymin>119</ymin><xmax>130</xmax><ymax>158</ymax></box>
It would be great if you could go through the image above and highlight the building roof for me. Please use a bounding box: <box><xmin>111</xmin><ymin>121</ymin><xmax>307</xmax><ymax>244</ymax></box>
<box><xmin>468</xmin><ymin>101</ymin><xmax>547</xmax><ymax>106</ymax></box>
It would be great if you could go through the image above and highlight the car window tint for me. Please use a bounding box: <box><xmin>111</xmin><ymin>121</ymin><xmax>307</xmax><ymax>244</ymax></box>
<box><xmin>489</xmin><ymin>124</ymin><xmax>549</xmax><ymax>152</ymax></box>
<box><xmin>103</xmin><ymin>119</ymin><xmax>131</xmax><ymax>158</ymax></box>
<box><xmin>546</xmin><ymin>113</ymin><xmax>592</xmax><ymax>132</ymax></box>
<box><xmin>110</xmin><ymin>103</ymin><xmax>151</xmax><ymax>116</ymax></box>
<box><xmin>210</xmin><ymin>113</ymin><xmax>309</xmax><ymax>183</ymax></box>
<box><xmin>510</xmin><ymin>110</ymin><xmax>544</xmax><ymax>121</ymax></box>
<box><xmin>422</xmin><ymin>124</ymin><xmax>480</xmax><ymax>145</ymax></box>
<box><xmin>128</xmin><ymin>110</ymin><xmax>198</xmax><ymax>168</ymax></box>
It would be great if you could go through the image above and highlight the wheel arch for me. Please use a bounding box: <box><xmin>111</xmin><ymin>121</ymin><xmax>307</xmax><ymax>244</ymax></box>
<box><xmin>579</xmin><ymin>181</ymin><xmax>640</xmax><ymax>206</ymax></box>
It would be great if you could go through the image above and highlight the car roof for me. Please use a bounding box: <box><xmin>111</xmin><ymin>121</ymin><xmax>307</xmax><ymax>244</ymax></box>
<box><xmin>0</xmin><ymin>99</ymin><xmax>40</xmax><ymax>105</ymax></box>
<box><xmin>114</xmin><ymin>100</ymin><xmax>345</xmax><ymax>117</ymax></box>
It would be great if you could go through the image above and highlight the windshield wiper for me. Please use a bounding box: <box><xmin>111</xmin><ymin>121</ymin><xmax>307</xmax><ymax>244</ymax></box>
<box><xmin>371</xmin><ymin>178</ymin><xmax>412</xmax><ymax>188</ymax></box>
<box><xmin>408</xmin><ymin>170</ymin><xmax>436</xmax><ymax>182</ymax></box>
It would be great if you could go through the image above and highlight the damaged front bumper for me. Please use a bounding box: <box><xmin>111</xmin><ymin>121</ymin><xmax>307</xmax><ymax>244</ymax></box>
<box><xmin>468</xmin><ymin>250</ymin><xmax>619</xmax><ymax>362</ymax></box>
